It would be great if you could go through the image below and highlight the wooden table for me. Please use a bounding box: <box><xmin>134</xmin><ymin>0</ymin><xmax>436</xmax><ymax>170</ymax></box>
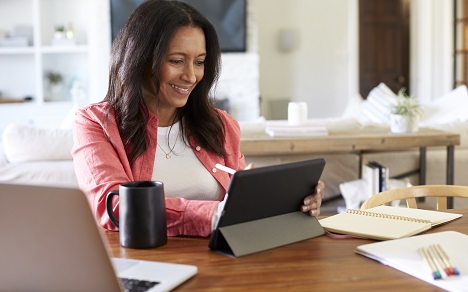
<box><xmin>241</xmin><ymin>127</ymin><xmax>460</xmax><ymax>207</ymax></box>
<box><xmin>105</xmin><ymin>209</ymin><xmax>468</xmax><ymax>291</ymax></box>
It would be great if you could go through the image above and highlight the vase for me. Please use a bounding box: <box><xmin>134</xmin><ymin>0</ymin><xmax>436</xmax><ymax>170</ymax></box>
<box><xmin>48</xmin><ymin>83</ymin><xmax>64</xmax><ymax>101</ymax></box>
<box><xmin>390</xmin><ymin>114</ymin><xmax>419</xmax><ymax>133</ymax></box>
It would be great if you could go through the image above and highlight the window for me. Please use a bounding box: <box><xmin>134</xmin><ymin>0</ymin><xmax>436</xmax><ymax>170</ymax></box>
<box><xmin>455</xmin><ymin>0</ymin><xmax>468</xmax><ymax>87</ymax></box>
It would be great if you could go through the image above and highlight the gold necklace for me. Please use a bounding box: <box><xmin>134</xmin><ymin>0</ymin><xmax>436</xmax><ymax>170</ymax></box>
<box><xmin>157</xmin><ymin>131</ymin><xmax>179</xmax><ymax>159</ymax></box>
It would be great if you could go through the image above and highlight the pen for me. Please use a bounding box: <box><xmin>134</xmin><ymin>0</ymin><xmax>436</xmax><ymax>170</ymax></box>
<box><xmin>215</xmin><ymin>163</ymin><xmax>236</xmax><ymax>174</ymax></box>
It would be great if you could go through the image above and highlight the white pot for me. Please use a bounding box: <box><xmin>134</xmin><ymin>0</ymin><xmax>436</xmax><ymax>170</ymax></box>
<box><xmin>54</xmin><ymin>31</ymin><xmax>65</xmax><ymax>40</ymax></box>
<box><xmin>390</xmin><ymin>114</ymin><xmax>419</xmax><ymax>133</ymax></box>
<box><xmin>48</xmin><ymin>83</ymin><xmax>64</xmax><ymax>101</ymax></box>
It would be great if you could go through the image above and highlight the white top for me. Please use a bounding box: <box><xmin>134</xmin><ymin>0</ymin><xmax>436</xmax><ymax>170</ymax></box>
<box><xmin>152</xmin><ymin>121</ymin><xmax>224</xmax><ymax>201</ymax></box>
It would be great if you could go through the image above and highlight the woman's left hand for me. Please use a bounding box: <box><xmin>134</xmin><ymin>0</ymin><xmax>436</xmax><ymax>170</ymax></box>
<box><xmin>301</xmin><ymin>180</ymin><xmax>325</xmax><ymax>217</ymax></box>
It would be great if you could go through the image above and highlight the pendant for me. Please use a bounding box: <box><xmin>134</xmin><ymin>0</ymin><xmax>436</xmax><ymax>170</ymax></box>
<box><xmin>165</xmin><ymin>153</ymin><xmax>171</xmax><ymax>159</ymax></box>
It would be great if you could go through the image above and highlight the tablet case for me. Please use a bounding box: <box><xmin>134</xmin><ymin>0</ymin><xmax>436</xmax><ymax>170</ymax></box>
<box><xmin>209</xmin><ymin>158</ymin><xmax>326</xmax><ymax>257</ymax></box>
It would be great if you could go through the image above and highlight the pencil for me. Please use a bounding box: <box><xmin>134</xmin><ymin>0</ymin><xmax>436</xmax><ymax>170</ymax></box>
<box><xmin>215</xmin><ymin>163</ymin><xmax>236</xmax><ymax>175</ymax></box>
<box><xmin>427</xmin><ymin>245</ymin><xmax>447</xmax><ymax>279</ymax></box>
<box><xmin>432</xmin><ymin>244</ymin><xmax>453</xmax><ymax>276</ymax></box>
<box><xmin>419</xmin><ymin>247</ymin><xmax>442</xmax><ymax>280</ymax></box>
<box><xmin>435</xmin><ymin>244</ymin><xmax>460</xmax><ymax>276</ymax></box>
<box><xmin>428</xmin><ymin>245</ymin><xmax>449</xmax><ymax>278</ymax></box>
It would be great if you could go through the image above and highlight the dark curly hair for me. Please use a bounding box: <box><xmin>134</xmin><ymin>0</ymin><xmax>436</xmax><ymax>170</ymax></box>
<box><xmin>104</xmin><ymin>0</ymin><xmax>226</xmax><ymax>164</ymax></box>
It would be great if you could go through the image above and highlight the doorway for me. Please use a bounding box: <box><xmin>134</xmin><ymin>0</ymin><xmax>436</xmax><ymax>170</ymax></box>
<box><xmin>359</xmin><ymin>0</ymin><xmax>410</xmax><ymax>98</ymax></box>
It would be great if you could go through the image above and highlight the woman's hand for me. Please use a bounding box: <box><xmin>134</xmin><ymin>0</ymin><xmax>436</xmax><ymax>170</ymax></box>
<box><xmin>301</xmin><ymin>180</ymin><xmax>325</xmax><ymax>217</ymax></box>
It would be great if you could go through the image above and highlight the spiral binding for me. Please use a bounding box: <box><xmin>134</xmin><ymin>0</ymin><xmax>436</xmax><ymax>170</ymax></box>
<box><xmin>347</xmin><ymin>209</ymin><xmax>431</xmax><ymax>224</ymax></box>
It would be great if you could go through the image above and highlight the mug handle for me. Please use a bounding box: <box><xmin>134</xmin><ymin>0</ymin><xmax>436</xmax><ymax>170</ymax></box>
<box><xmin>106</xmin><ymin>190</ymin><xmax>120</xmax><ymax>228</ymax></box>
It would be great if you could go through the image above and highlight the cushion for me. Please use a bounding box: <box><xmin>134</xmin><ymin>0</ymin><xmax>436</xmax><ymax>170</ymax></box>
<box><xmin>0</xmin><ymin>144</ymin><xmax>7</xmax><ymax>167</ymax></box>
<box><xmin>340</xmin><ymin>93</ymin><xmax>364</xmax><ymax>118</ymax></box>
<box><xmin>357</xmin><ymin>83</ymin><xmax>398</xmax><ymax>125</ymax></box>
<box><xmin>2</xmin><ymin>123</ymin><xmax>73</xmax><ymax>163</ymax></box>
<box><xmin>420</xmin><ymin>85</ymin><xmax>468</xmax><ymax>124</ymax></box>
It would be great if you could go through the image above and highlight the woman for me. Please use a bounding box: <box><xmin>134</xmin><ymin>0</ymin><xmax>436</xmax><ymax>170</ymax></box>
<box><xmin>72</xmin><ymin>0</ymin><xmax>324</xmax><ymax>237</ymax></box>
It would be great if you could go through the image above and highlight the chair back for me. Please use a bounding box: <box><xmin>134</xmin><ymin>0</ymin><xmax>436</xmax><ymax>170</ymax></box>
<box><xmin>360</xmin><ymin>185</ymin><xmax>468</xmax><ymax>210</ymax></box>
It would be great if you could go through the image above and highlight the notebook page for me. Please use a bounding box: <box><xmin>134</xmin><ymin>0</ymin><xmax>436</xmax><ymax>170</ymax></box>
<box><xmin>319</xmin><ymin>211</ymin><xmax>431</xmax><ymax>240</ymax></box>
<box><xmin>365</xmin><ymin>206</ymin><xmax>462</xmax><ymax>226</ymax></box>
<box><xmin>355</xmin><ymin>231</ymin><xmax>468</xmax><ymax>291</ymax></box>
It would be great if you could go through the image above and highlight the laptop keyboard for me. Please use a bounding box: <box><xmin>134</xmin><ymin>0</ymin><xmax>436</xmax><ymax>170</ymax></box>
<box><xmin>119</xmin><ymin>277</ymin><xmax>160</xmax><ymax>292</ymax></box>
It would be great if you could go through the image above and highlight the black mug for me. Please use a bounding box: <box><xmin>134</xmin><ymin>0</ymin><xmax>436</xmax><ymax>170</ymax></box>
<box><xmin>106</xmin><ymin>181</ymin><xmax>167</xmax><ymax>249</ymax></box>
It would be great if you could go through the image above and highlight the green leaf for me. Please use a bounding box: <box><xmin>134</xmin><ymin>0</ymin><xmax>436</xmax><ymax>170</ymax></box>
<box><xmin>392</xmin><ymin>88</ymin><xmax>421</xmax><ymax>117</ymax></box>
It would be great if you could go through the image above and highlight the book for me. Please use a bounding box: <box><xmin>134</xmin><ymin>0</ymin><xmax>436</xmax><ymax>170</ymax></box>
<box><xmin>318</xmin><ymin>205</ymin><xmax>462</xmax><ymax>240</ymax></box>
<box><xmin>355</xmin><ymin>231</ymin><xmax>468</xmax><ymax>291</ymax></box>
<box><xmin>361</xmin><ymin>162</ymin><xmax>378</xmax><ymax>197</ymax></box>
<box><xmin>368</xmin><ymin>161</ymin><xmax>389</xmax><ymax>192</ymax></box>
<box><xmin>264</xmin><ymin>125</ymin><xmax>328</xmax><ymax>137</ymax></box>
<box><xmin>362</xmin><ymin>161</ymin><xmax>389</xmax><ymax>196</ymax></box>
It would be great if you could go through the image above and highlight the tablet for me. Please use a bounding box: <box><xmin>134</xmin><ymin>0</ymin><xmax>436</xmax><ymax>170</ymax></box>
<box><xmin>209</xmin><ymin>158</ymin><xmax>326</xmax><ymax>256</ymax></box>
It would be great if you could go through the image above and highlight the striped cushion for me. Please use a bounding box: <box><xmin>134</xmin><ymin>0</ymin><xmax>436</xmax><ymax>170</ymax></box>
<box><xmin>357</xmin><ymin>83</ymin><xmax>398</xmax><ymax>125</ymax></box>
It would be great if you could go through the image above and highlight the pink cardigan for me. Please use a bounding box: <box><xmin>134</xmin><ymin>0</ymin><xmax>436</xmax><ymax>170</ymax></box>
<box><xmin>72</xmin><ymin>102</ymin><xmax>246</xmax><ymax>237</ymax></box>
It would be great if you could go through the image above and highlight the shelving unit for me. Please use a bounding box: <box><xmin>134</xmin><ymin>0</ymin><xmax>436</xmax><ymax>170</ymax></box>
<box><xmin>0</xmin><ymin>0</ymin><xmax>111</xmax><ymax>136</ymax></box>
<box><xmin>0</xmin><ymin>0</ymin><xmax>91</xmax><ymax>103</ymax></box>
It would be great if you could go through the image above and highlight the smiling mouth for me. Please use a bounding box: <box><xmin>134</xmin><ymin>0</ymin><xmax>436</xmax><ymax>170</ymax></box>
<box><xmin>171</xmin><ymin>84</ymin><xmax>190</xmax><ymax>94</ymax></box>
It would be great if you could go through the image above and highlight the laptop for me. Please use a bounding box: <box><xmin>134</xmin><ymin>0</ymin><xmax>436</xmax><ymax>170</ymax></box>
<box><xmin>209</xmin><ymin>158</ymin><xmax>326</xmax><ymax>256</ymax></box>
<box><xmin>0</xmin><ymin>183</ymin><xmax>197</xmax><ymax>292</ymax></box>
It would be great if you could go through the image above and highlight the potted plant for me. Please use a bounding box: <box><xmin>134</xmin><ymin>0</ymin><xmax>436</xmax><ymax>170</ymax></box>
<box><xmin>390</xmin><ymin>88</ymin><xmax>422</xmax><ymax>133</ymax></box>
<box><xmin>54</xmin><ymin>25</ymin><xmax>65</xmax><ymax>39</ymax></box>
<box><xmin>46</xmin><ymin>71</ymin><xmax>63</xmax><ymax>101</ymax></box>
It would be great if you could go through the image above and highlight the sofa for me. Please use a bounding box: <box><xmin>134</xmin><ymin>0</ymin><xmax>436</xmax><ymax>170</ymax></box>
<box><xmin>0</xmin><ymin>123</ymin><xmax>78</xmax><ymax>188</ymax></box>
<box><xmin>1</xmin><ymin>84</ymin><xmax>468</xmax><ymax>209</ymax></box>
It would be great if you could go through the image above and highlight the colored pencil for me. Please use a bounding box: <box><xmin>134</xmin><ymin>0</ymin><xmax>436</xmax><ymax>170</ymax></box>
<box><xmin>419</xmin><ymin>247</ymin><xmax>442</xmax><ymax>280</ymax></box>
<box><xmin>435</xmin><ymin>244</ymin><xmax>460</xmax><ymax>276</ymax></box>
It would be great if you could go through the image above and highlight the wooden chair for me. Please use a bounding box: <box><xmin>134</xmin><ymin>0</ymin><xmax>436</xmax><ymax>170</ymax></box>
<box><xmin>360</xmin><ymin>185</ymin><xmax>468</xmax><ymax>210</ymax></box>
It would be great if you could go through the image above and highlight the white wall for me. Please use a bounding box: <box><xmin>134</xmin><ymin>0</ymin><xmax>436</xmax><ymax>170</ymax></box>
<box><xmin>255</xmin><ymin>0</ymin><xmax>454</xmax><ymax>119</ymax></box>
<box><xmin>255</xmin><ymin>0</ymin><xmax>357</xmax><ymax>119</ymax></box>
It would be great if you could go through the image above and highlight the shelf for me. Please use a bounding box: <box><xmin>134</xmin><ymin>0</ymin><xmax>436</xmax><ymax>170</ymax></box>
<box><xmin>0</xmin><ymin>45</ymin><xmax>89</xmax><ymax>55</ymax></box>
<box><xmin>40</xmin><ymin>45</ymin><xmax>89</xmax><ymax>54</ymax></box>
<box><xmin>0</xmin><ymin>47</ymin><xmax>35</xmax><ymax>55</ymax></box>
<box><xmin>0</xmin><ymin>0</ymin><xmax>92</xmax><ymax>104</ymax></box>
<box><xmin>0</xmin><ymin>98</ymin><xmax>27</xmax><ymax>104</ymax></box>
<box><xmin>0</xmin><ymin>0</ymin><xmax>110</xmax><ymax>110</ymax></box>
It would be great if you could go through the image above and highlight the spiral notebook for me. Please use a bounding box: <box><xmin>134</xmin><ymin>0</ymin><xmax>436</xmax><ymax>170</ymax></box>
<box><xmin>319</xmin><ymin>206</ymin><xmax>462</xmax><ymax>240</ymax></box>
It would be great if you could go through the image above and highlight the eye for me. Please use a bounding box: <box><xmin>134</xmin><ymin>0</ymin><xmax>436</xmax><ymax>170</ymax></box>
<box><xmin>168</xmin><ymin>59</ymin><xmax>183</xmax><ymax>65</ymax></box>
<box><xmin>195</xmin><ymin>60</ymin><xmax>205</xmax><ymax>67</ymax></box>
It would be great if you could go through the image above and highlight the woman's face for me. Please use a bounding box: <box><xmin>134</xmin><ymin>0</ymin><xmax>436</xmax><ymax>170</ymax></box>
<box><xmin>157</xmin><ymin>26</ymin><xmax>206</xmax><ymax>112</ymax></box>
